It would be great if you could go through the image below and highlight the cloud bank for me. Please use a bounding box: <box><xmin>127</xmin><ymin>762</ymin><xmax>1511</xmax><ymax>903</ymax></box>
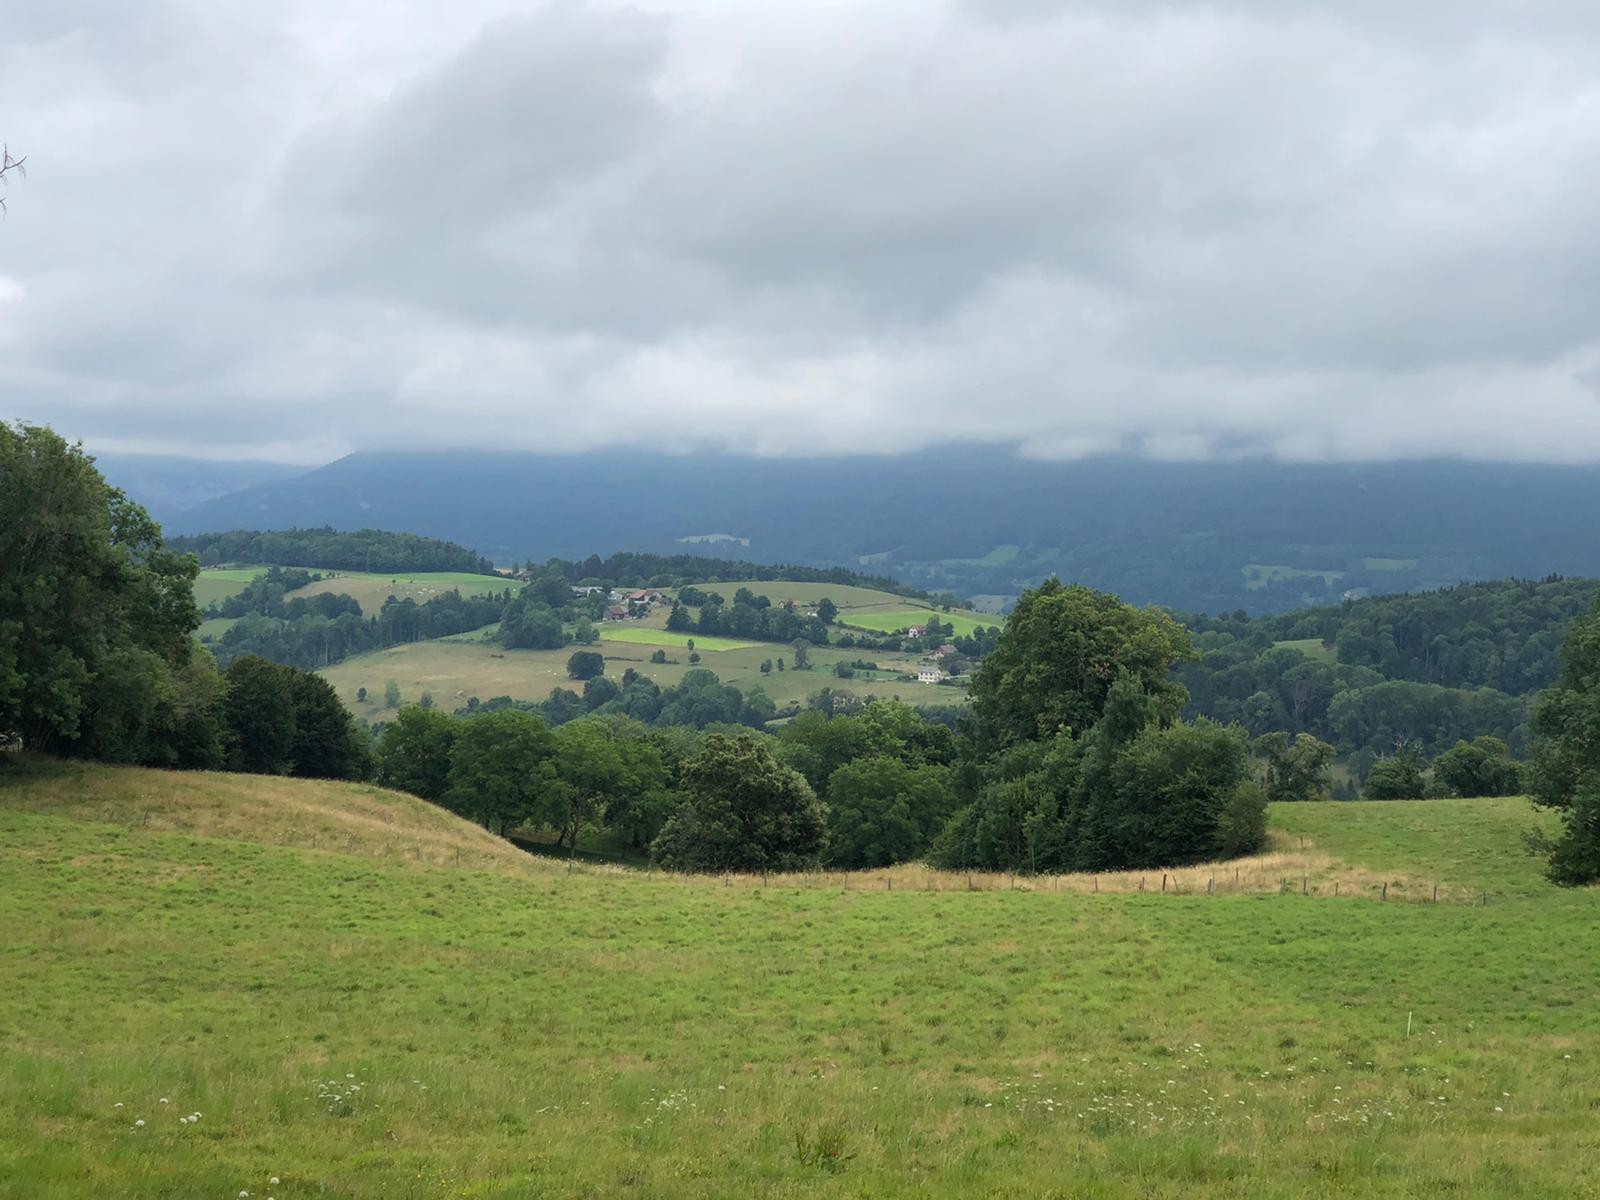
<box><xmin>4</xmin><ymin>0</ymin><xmax>1600</xmax><ymax>462</ymax></box>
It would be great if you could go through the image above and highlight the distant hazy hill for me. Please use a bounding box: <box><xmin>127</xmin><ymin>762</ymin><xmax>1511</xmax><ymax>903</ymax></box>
<box><xmin>93</xmin><ymin>453</ymin><xmax>303</xmax><ymax>522</ymax></box>
<box><xmin>158</xmin><ymin>449</ymin><xmax>1600</xmax><ymax>613</ymax></box>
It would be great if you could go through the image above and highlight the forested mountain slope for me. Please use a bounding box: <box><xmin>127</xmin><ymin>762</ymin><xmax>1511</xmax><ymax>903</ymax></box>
<box><xmin>158</xmin><ymin>450</ymin><xmax>1600</xmax><ymax>614</ymax></box>
<box><xmin>1179</xmin><ymin>577</ymin><xmax>1598</xmax><ymax>763</ymax></box>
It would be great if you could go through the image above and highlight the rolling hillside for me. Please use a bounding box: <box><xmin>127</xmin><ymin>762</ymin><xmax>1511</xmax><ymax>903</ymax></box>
<box><xmin>2</xmin><ymin>759</ymin><xmax>1595</xmax><ymax>1197</ymax></box>
<box><xmin>322</xmin><ymin>585</ymin><xmax>959</xmax><ymax>719</ymax></box>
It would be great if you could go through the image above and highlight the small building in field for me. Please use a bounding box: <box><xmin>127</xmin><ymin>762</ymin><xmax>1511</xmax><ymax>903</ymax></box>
<box><xmin>917</xmin><ymin>665</ymin><xmax>945</xmax><ymax>684</ymax></box>
<box><xmin>932</xmin><ymin>643</ymin><xmax>958</xmax><ymax>658</ymax></box>
<box><xmin>630</xmin><ymin>589</ymin><xmax>663</xmax><ymax>604</ymax></box>
<box><xmin>603</xmin><ymin>605</ymin><xmax>628</xmax><ymax>621</ymax></box>
<box><xmin>906</xmin><ymin>625</ymin><xmax>926</xmax><ymax>639</ymax></box>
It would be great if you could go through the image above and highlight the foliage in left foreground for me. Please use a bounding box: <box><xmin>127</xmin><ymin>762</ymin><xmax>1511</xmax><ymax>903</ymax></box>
<box><xmin>0</xmin><ymin>421</ymin><xmax>366</xmax><ymax>779</ymax></box>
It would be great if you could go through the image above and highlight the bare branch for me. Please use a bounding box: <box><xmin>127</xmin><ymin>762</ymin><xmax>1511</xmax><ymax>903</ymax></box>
<box><xmin>0</xmin><ymin>145</ymin><xmax>26</xmax><ymax>215</ymax></box>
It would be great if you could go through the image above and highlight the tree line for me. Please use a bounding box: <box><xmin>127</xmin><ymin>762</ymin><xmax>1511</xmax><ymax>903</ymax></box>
<box><xmin>1178</xmin><ymin>579</ymin><xmax>1596</xmax><ymax>762</ymax></box>
<box><xmin>527</xmin><ymin>551</ymin><xmax>938</xmax><ymax>602</ymax></box>
<box><xmin>363</xmin><ymin>580</ymin><xmax>1270</xmax><ymax>874</ymax></box>
<box><xmin>1</xmin><ymin>424</ymin><xmax>366</xmax><ymax>777</ymax></box>
<box><xmin>166</xmin><ymin>528</ymin><xmax>498</xmax><ymax>574</ymax></box>
<box><xmin>205</xmin><ymin>567</ymin><xmax>509</xmax><ymax>669</ymax></box>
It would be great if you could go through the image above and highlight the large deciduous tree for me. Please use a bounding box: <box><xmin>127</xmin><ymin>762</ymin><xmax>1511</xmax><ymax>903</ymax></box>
<box><xmin>1431</xmin><ymin>736</ymin><xmax>1523</xmax><ymax>798</ymax></box>
<box><xmin>376</xmin><ymin>706</ymin><xmax>459</xmax><ymax>802</ymax></box>
<box><xmin>1529</xmin><ymin>589</ymin><xmax>1600</xmax><ymax>884</ymax></box>
<box><xmin>446</xmin><ymin>710</ymin><xmax>557</xmax><ymax>833</ymax></box>
<box><xmin>1</xmin><ymin>422</ymin><xmax>202</xmax><ymax>752</ymax></box>
<box><xmin>222</xmin><ymin>656</ymin><xmax>297</xmax><ymax>775</ymax></box>
<box><xmin>651</xmin><ymin>733</ymin><xmax>827</xmax><ymax>872</ymax></box>
<box><xmin>970</xmin><ymin>578</ymin><xmax>1193</xmax><ymax>749</ymax></box>
<box><xmin>1254</xmin><ymin>731</ymin><xmax>1336</xmax><ymax>803</ymax></box>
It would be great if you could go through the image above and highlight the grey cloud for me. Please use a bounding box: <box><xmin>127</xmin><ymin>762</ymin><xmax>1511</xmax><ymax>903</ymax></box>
<box><xmin>3</xmin><ymin>0</ymin><xmax>1600</xmax><ymax>463</ymax></box>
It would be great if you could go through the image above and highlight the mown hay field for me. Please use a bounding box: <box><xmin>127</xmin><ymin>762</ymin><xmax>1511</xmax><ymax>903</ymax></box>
<box><xmin>836</xmin><ymin>609</ymin><xmax>998</xmax><ymax>638</ymax></box>
<box><xmin>321</xmin><ymin>634</ymin><xmax>947</xmax><ymax>719</ymax></box>
<box><xmin>1</xmin><ymin>760</ymin><xmax>1595</xmax><ymax>1199</ymax></box>
<box><xmin>191</xmin><ymin>567</ymin><xmax>517</xmax><ymax>615</ymax></box>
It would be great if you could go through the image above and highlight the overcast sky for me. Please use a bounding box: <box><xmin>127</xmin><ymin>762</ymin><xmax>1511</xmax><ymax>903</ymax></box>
<box><xmin>4</xmin><ymin>0</ymin><xmax>1600</xmax><ymax>464</ymax></box>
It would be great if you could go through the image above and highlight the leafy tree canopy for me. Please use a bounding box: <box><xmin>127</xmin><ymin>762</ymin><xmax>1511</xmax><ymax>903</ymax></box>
<box><xmin>971</xmin><ymin>579</ymin><xmax>1192</xmax><ymax>748</ymax></box>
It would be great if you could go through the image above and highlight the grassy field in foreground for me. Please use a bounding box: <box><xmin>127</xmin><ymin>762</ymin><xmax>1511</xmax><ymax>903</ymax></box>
<box><xmin>1</xmin><ymin>761</ymin><xmax>1596</xmax><ymax>1198</ymax></box>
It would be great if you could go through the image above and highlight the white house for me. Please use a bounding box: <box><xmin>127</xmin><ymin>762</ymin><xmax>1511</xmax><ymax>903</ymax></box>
<box><xmin>906</xmin><ymin>625</ymin><xmax>926</xmax><ymax>638</ymax></box>
<box><xmin>917</xmin><ymin>665</ymin><xmax>945</xmax><ymax>684</ymax></box>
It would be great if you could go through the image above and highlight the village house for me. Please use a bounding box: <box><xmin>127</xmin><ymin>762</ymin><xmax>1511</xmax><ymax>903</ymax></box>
<box><xmin>603</xmin><ymin>605</ymin><xmax>629</xmax><ymax>621</ymax></box>
<box><xmin>906</xmin><ymin>625</ymin><xmax>926</xmax><ymax>638</ymax></box>
<box><xmin>917</xmin><ymin>665</ymin><xmax>945</xmax><ymax>684</ymax></box>
<box><xmin>629</xmin><ymin>589</ymin><xmax>664</xmax><ymax>604</ymax></box>
<box><xmin>932</xmin><ymin>643</ymin><xmax>958</xmax><ymax>659</ymax></box>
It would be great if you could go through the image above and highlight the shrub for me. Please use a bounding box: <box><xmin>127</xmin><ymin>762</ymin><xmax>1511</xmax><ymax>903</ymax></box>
<box><xmin>1215</xmin><ymin>781</ymin><xmax>1268</xmax><ymax>858</ymax></box>
<box><xmin>567</xmin><ymin>650</ymin><xmax>605</xmax><ymax>681</ymax></box>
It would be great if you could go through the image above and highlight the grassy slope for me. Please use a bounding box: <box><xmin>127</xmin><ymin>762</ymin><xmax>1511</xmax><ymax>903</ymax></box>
<box><xmin>839</xmin><ymin>609</ymin><xmax>997</xmax><ymax>637</ymax></box>
<box><xmin>1271</xmin><ymin>637</ymin><xmax>1337</xmax><ymax>663</ymax></box>
<box><xmin>192</xmin><ymin>566</ymin><xmax>268</xmax><ymax>609</ymax></box>
<box><xmin>193</xmin><ymin>568</ymin><xmax>516</xmax><ymax>617</ymax></box>
<box><xmin>322</xmin><ymin>595</ymin><xmax>953</xmax><ymax>719</ymax></box>
<box><xmin>284</xmin><ymin>571</ymin><xmax>516</xmax><ymax>614</ymax></box>
<box><xmin>2</xmin><ymin>763</ymin><xmax>1596</xmax><ymax>1198</ymax></box>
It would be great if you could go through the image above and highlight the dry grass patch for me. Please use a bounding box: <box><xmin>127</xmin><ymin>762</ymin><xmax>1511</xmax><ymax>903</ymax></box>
<box><xmin>0</xmin><ymin>758</ymin><xmax>534</xmax><ymax>873</ymax></box>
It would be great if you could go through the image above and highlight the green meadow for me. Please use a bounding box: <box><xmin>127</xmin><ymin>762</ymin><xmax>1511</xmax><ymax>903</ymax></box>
<box><xmin>192</xmin><ymin>567</ymin><xmax>517</xmax><ymax>615</ymax></box>
<box><xmin>321</xmin><ymin>636</ymin><xmax>945</xmax><ymax>720</ymax></box>
<box><xmin>838</xmin><ymin>609</ymin><xmax>997</xmax><ymax>638</ymax></box>
<box><xmin>1271</xmin><ymin>637</ymin><xmax>1337</xmax><ymax>663</ymax></box>
<box><xmin>191</xmin><ymin>566</ymin><xmax>270</xmax><ymax>609</ymax></box>
<box><xmin>597</xmin><ymin>625</ymin><xmax>760</xmax><ymax>652</ymax></box>
<box><xmin>1</xmin><ymin>760</ymin><xmax>1595</xmax><ymax>1198</ymax></box>
<box><xmin>285</xmin><ymin>571</ymin><xmax>517</xmax><ymax>613</ymax></box>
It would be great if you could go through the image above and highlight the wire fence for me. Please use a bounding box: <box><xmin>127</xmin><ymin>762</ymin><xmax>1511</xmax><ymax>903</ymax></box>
<box><xmin>256</xmin><ymin>825</ymin><xmax>1489</xmax><ymax>906</ymax></box>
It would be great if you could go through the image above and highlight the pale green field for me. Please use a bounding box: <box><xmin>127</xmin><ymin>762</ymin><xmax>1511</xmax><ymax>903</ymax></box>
<box><xmin>285</xmin><ymin>571</ymin><xmax>516</xmax><ymax>613</ymax></box>
<box><xmin>941</xmin><ymin>544</ymin><xmax>1021</xmax><ymax>567</ymax></box>
<box><xmin>193</xmin><ymin>567</ymin><xmax>515</xmax><ymax>615</ymax></box>
<box><xmin>196</xmin><ymin>617</ymin><xmax>237</xmax><ymax>642</ymax></box>
<box><xmin>322</xmin><ymin>636</ymin><xmax>947</xmax><ymax>720</ymax></box>
<box><xmin>686</xmin><ymin>581</ymin><xmax>929</xmax><ymax>611</ymax></box>
<box><xmin>598</xmin><ymin>625</ymin><xmax>760</xmax><ymax>652</ymax></box>
<box><xmin>191</xmin><ymin>566</ymin><xmax>269</xmax><ymax>609</ymax></box>
<box><xmin>1272</xmin><ymin>637</ymin><xmax>1337</xmax><ymax>663</ymax></box>
<box><xmin>1362</xmin><ymin>557</ymin><xmax>1420</xmax><ymax>571</ymax></box>
<box><xmin>839</xmin><ymin>609</ymin><xmax>998</xmax><ymax>638</ymax></box>
<box><xmin>676</xmin><ymin>582</ymin><xmax>997</xmax><ymax>638</ymax></box>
